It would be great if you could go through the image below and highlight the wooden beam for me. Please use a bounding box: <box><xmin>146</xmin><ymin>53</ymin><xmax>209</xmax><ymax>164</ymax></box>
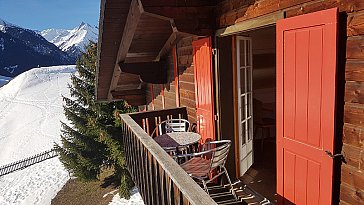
<box><xmin>155</xmin><ymin>31</ymin><xmax>178</xmax><ymax>61</ymax></box>
<box><xmin>108</xmin><ymin>0</ymin><xmax>144</xmax><ymax>100</ymax></box>
<box><xmin>111</xmin><ymin>89</ymin><xmax>144</xmax><ymax>97</ymax></box>
<box><xmin>112</xmin><ymin>93</ymin><xmax>146</xmax><ymax>106</ymax></box>
<box><xmin>142</xmin><ymin>6</ymin><xmax>214</xmax><ymax>36</ymax></box>
<box><xmin>216</xmin><ymin>11</ymin><xmax>284</xmax><ymax>37</ymax></box>
<box><xmin>119</xmin><ymin>61</ymin><xmax>167</xmax><ymax>84</ymax></box>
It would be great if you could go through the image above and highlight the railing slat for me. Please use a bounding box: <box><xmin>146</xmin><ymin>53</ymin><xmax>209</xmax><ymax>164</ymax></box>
<box><xmin>119</xmin><ymin>107</ymin><xmax>217</xmax><ymax>205</ymax></box>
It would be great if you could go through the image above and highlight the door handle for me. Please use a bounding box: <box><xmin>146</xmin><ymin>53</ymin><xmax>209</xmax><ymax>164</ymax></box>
<box><xmin>325</xmin><ymin>150</ymin><xmax>344</xmax><ymax>160</ymax></box>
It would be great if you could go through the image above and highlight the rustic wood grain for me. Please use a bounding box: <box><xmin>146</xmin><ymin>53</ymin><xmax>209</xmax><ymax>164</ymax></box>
<box><xmin>342</xmin><ymin>144</ymin><xmax>362</xmax><ymax>169</ymax></box>
<box><xmin>285</xmin><ymin>0</ymin><xmax>364</xmax><ymax>18</ymax></box>
<box><xmin>217</xmin><ymin>0</ymin><xmax>312</xmax><ymax>28</ymax></box>
<box><xmin>347</xmin><ymin>36</ymin><xmax>364</xmax><ymax>59</ymax></box>
<box><xmin>346</xmin><ymin>61</ymin><xmax>364</xmax><ymax>82</ymax></box>
<box><xmin>348</xmin><ymin>11</ymin><xmax>364</xmax><ymax>36</ymax></box>
<box><xmin>179</xmin><ymin>90</ymin><xmax>196</xmax><ymax>100</ymax></box>
<box><xmin>343</xmin><ymin>124</ymin><xmax>364</xmax><ymax>149</ymax></box>
<box><xmin>341</xmin><ymin>164</ymin><xmax>364</xmax><ymax>193</ymax></box>
<box><xmin>345</xmin><ymin>81</ymin><xmax>364</xmax><ymax>104</ymax></box>
<box><xmin>344</xmin><ymin>104</ymin><xmax>364</xmax><ymax>127</ymax></box>
<box><xmin>340</xmin><ymin>182</ymin><xmax>364</xmax><ymax>205</ymax></box>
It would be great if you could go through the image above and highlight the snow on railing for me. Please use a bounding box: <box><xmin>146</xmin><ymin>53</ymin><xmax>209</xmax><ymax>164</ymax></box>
<box><xmin>0</xmin><ymin>149</ymin><xmax>58</xmax><ymax>177</ymax></box>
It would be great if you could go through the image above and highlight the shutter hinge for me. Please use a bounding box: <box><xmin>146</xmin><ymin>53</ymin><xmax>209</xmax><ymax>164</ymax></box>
<box><xmin>212</xmin><ymin>48</ymin><xmax>217</xmax><ymax>55</ymax></box>
<box><xmin>214</xmin><ymin>114</ymin><xmax>219</xmax><ymax>121</ymax></box>
<box><xmin>325</xmin><ymin>150</ymin><xmax>345</xmax><ymax>161</ymax></box>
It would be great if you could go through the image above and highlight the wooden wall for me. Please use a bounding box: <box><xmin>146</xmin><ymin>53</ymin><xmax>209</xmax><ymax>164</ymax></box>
<box><xmin>215</xmin><ymin>0</ymin><xmax>364</xmax><ymax>204</ymax></box>
<box><xmin>146</xmin><ymin>52</ymin><xmax>176</xmax><ymax>111</ymax></box>
<box><xmin>177</xmin><ymin>37</ymin><xmax>198</xmax><ymax>124</ymax></box>
<box><xmin>146</xmin><ymin>36</ymin><xmax>198</xmax><ymax>124</ymax></box>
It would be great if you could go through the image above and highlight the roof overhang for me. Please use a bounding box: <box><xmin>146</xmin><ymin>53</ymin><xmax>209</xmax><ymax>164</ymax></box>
<box><xmin>96</xmin><ymin>0</ymin><xmax>215</xmax><ymax>106</ymax></box>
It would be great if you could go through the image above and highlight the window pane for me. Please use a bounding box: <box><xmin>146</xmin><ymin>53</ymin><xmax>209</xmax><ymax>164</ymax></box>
<box><xmin>240</xmin><ymin>68</ymin><xmax>246</xmax><ymax>93</ymax></box>
<box><xmin>241</xmin><ymin>122</ymin><xmax>246</xmax><ymax>145</ymax></box>
<box><xmin>247</xmin><ymin>67</ymin><xmax>252</xmax><ymax>92</ymax></box>
<box><xmin>241</xmin><ymin>96</ymin><xmax>246</xmax><ymax>120</ymax></box>
<box><xmin>239</xmin><ymin>40</ymin><xmax>246</xmax><ymax>67</ymax></box>
<box><xmin>247</xmin><ymin>119</ymin><xmax>253</xmax><ymax>141</ymax></box>
<box><xmin>246</xmin><ymin>40</ymin><xmax>251</xmax><ymax>66</ymax></box>
<box><xmin>247</xmin><ymin>93</ymin><xmax>252</xmax><ymax>118</ymax></box>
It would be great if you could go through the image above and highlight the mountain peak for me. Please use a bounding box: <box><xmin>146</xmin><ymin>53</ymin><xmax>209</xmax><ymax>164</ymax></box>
<box><xmin>0</xmin><ymin>18</ymin><xmax>17</xmax><ymax>31</ymax></box>
<box><xmin>40</xmin><ymin>22</ymin><xmax>98</xmax><ymax>59</ymax></box>
<box><xmin>0</xmin><ymin>18</ymin><xmax>10</xmax><ymax>26</ymax></box>
<box><xmin>77</xmin><ymin>22</ymin><xmax>86</xmax><ymax>29</ymax></box>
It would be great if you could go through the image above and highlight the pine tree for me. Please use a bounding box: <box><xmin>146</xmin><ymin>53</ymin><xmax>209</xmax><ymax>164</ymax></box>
<box><xmin>55</xmin><ymin>42</ymin><xmax>135</xmax><ymax>198</ymax></box>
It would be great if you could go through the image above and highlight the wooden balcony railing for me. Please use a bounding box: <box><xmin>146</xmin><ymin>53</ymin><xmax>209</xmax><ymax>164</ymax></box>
<box><xmin>119</xmin><ymin>107</ymin><xmax>217</xmax><ymax>205</ymax></box>
<box><xmin>129</xmin><ymin>107</ymin><xmax>189</xmax><ymax>136</ymax></box>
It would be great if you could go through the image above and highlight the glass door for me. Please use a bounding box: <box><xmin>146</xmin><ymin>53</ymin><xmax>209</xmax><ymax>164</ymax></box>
<box><xmin>237</xmin><ymin>36</ymin><xmax>254</xmax><ymax>176</ymax></box>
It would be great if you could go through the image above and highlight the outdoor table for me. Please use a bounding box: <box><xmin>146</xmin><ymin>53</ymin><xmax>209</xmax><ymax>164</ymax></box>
<box><xmin>154</xmin><ymin>132</ymin><xmax>201</xmax><ymax>161</ymax></box>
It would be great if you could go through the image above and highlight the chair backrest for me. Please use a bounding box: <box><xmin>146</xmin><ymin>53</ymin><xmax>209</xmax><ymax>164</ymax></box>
<box><xmin>153</xmin><ymin>119</ymin><xmax>191</xmax><ymax>137</ymax></box>
<box><xmin>208</xmin><ymin>140</ymin><xmax>231</xmax><ymax>170</ymax></box>
<box><xmin>162</xmin><ymin>119</ymin><xmax>190</xmax><ymax>134</ymax></box>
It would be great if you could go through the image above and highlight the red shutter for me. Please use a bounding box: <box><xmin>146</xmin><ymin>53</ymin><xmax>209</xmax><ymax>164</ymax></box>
<box><xmin>277</xmin><ymin>8</ymin><xmax>338</xmax><ymax>204</ymax></box>
<box><xmin>193</xmin><ymin>37</ymin><xmax>215</xmax><ymax>142</ymax></box>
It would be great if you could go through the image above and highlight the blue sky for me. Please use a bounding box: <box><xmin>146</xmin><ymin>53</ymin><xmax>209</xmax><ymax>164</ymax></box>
<box><xmin>0</xmin><ymin>0</ymin><xmax>100</xmax><ymax>30</ymax></box>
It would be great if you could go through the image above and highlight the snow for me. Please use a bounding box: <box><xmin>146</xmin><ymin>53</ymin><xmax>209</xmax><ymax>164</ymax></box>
<box><xmin>0</xmin><ymin>18</ymin><xmax>17</xmax><ymax>32</ymax></box>
<box><xmin>0</xmin><ymin>75</ymin><xmax>12</xmax><ymax>87</ymax></box>
<box><xmin>0</xmin><ymin>18</ymin><xmax>19</xmax><ymax>33</ymax></box>
<box><xmin>40</xmin><ymin>22</ymin><xmax>98</xmax><ymax>53</ymax></box>
<box><xmin>0</xmin><ymin>65</ymin><xmax>75</xmax><ymax>204</ymax></box>
<box><xmin>2</xmin><ymin>65</ymin><xmax>18</xmax><ymax>75</ymax></box>
<box><xmin>108</xmin><ymin>187</ymin><xmax>144</xmax><ymax>205</ymax></box>
<box><xmin>0</xmin><ymin>37</ymin><xmax>4</xmax><ymax>50</ymax></box>
<box><xmin>40</xmin><ymin>29</ymin><xmax>67</xmax><ymax>42</ymax></box>
<box><xmin>0</xmin><ymin>65</ymin><xmax>144</xmax><ymax>205</ymax></box>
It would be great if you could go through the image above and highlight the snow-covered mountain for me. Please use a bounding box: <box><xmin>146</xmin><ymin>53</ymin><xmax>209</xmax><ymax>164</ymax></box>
<box><xmin>41</xmin><ymin>22</ymin><xmax>98</xmax><ymax>59</ymax></box>
<box><xmin>0</xmin><ymin>18</ymin><xmax>73</xmax><ymax>77</ymax></box>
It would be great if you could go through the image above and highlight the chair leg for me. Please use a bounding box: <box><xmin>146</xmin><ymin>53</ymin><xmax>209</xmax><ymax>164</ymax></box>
<box><xmin>223</xmin><ymin>167</ymin><xmax>237</xmax><ymax>200</ymax></box>
<box><xmin>202</xmin><ymin>180</ymin><xmax>209</xmax><ymax>195</ymax></box>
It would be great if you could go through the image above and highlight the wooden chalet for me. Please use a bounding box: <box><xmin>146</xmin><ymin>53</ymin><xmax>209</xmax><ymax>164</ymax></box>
<box><xmin>96</xmin><ymin>0</ymin><xmax>364</xmax><ymax>204</ymax></box>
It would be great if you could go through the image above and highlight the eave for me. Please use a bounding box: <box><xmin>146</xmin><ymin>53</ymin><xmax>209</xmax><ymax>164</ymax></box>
<box><xmin>96</xmin><ymin>0</ymin><xmax>215</xmax><ymax>106</ymax></box>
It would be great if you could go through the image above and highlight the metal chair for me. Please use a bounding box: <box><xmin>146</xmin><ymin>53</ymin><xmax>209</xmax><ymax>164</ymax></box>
<box><xmin>151</xmin><ymin>118</ymin><xmax>191</xmax><ymax>137</ymax></box>
<box><xmin>175</xmin><ymin>140</ymin><xmax>237</xmax><ymax>199</ymax></box>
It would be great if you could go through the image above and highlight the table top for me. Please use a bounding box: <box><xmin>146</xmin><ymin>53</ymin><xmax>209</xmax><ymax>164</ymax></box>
<box><xmin>154</xmin><ymin>132</ymin><xmax>201</xmax><ymax>148</ymax></box>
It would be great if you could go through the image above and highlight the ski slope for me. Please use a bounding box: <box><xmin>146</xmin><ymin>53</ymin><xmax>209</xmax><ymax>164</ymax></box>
<box><xmin>0</xmin><ymin>65</ymin><xmax>143</xmax><ymax>204</ymax></box>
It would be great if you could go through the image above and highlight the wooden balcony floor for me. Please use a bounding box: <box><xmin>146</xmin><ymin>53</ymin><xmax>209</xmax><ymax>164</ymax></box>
<box><xmin>207</xmin><ymin>180</ymin><xmax>274</xmax><ymax>205</ymax></box>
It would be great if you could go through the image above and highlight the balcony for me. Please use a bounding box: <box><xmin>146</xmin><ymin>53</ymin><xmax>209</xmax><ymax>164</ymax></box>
<box><xmin>118</xmin><ymin>107</ymin><xmax>244</xmax><ymax>205</ymax></box>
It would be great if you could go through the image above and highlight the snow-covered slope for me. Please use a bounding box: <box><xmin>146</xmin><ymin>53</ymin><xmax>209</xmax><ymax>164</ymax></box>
<box><xmin>0</xmin><ymin>65</ymin><xmax>143</xmax><ymax>205</ymax></box>
<box><xmin>39</xmin><ymin>28</ymin><xmax>67</xmax><ymax>43</ymax></box>
<box><xmin>41</xmin><ymin>22</ymin><xmax>98</xmax><ymax>59</ymax></box>
<box><xmin>0</xmin><ymin>65</ymin><xmax>75</xmax><ymax>205</ymax></box>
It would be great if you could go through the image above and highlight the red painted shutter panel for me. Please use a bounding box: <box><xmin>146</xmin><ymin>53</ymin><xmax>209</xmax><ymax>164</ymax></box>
<box><xmin>192</xmin><ymin>37</ymin><xmax>215</xmax><ymax>142</ymax></box>
<box><xmin>277</xmin><ymin>8</ymin><xmax>338</xmax><ymax>205</ymax></box>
